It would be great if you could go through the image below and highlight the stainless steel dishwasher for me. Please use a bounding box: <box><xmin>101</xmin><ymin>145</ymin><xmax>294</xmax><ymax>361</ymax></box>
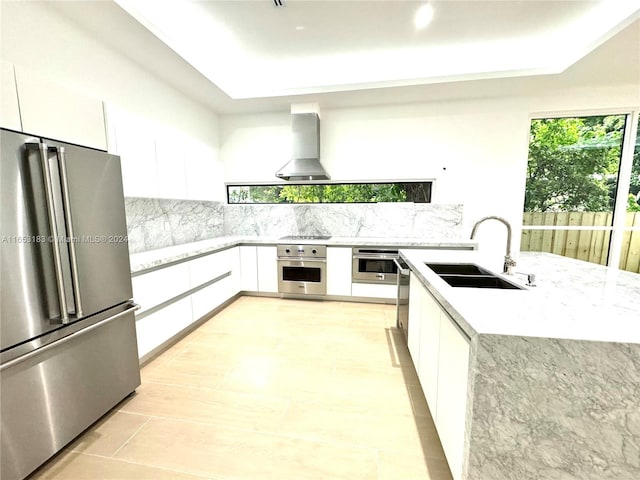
<box><xmin>394</xmin><ymin>257</ymin><xmax>410</xmax><ymax>339</ymax></box>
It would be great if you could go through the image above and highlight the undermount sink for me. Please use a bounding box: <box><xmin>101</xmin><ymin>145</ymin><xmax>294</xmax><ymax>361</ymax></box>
<box><xmin>425</xmin><ymin>263</ymin><xmax>525</xmax><ymax>290</ymax></box>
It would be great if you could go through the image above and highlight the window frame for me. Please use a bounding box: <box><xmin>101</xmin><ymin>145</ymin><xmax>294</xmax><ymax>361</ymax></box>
<box><xmin>225</xmin><ymin>179</ymin><xmax>435</xmax><ymax>205</ymax></box>
<box><xmin>521</xmin><ymin>108</ymin><xmax>640</xmax><ymax>271</ymax></box>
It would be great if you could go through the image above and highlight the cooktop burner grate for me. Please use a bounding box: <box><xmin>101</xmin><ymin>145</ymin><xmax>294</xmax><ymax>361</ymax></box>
<box><xmin>279</xmin><ymin>235</ymin><xmax>332</xmax><ymax>240</ymax></box>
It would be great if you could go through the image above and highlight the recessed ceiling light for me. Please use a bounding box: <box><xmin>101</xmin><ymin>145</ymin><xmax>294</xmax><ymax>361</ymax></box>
<box><xmin>414</xmin><ymin>3</ymin><xmax>434</xmax><ymax>29</ymax></box>
<box><xmin>295</xmin><ymin>25</ymin><xmax>305</xmax><ymax>31</ymax></box>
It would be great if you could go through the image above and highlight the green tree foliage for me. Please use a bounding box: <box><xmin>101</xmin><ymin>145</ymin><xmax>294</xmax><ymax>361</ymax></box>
<box><xmin>525</xmin><ymin>116</ymin><xmax>626</xmax><ymax>212</ymax></box>
<box><xmin>279</xmin><ymin>183</ymin><xmax>407</xmax><ymax>203</ymax></box>
<box><xmin>229</xmin><ymin>182</ymin><xmax>427</xmax><ymax>204</ymax></box>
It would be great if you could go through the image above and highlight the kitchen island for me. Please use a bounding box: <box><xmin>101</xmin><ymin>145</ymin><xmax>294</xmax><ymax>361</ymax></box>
<box><xmin>400</xmin><ymin>250</ymin><xmax>640</xmax><ymax>480</ymax></box>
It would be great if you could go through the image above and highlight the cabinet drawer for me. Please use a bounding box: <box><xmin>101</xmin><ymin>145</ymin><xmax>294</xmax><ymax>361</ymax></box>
<box><xmin>191</xmin><ymin>275</ymin><xmax>234</xmax><ymax>321</ymax></box>
<box><xmin>135</xmin><ymin>298</ymin><xmax>192</xmax><ymax>358</ymax></box>
<box><xmin>187</xmin><ymin>249</ymin><xmax>232</xmax><ymax>288</ymax></box>
<box><xmin>132</xmin><ymin>263</ymin><xmax>190</xmax><ymax>313</ymax></box>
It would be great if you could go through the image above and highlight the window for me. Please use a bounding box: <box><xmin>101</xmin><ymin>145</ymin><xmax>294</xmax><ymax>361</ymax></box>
<box><xmin>620</xmin><ymin>119</ymin><xmax>640</xmax><ymax>271</ymax></box>
<box><xmin>522</xmin><ymin>113</ymin><xmax>640</xmax><ymax>274</ymax></box>
<box><xmin>227</xmin><ymin>181</ymin><xmax>432</xmax><ymax>204</ymax></box>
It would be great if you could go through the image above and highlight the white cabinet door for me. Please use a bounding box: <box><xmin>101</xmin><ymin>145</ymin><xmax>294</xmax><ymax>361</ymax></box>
<box><xmin>240</xmin><ymin>246</ymin><xmax>258</xmax><ymax>291</ymax></box>
<box><xmin>230</xmin><ymin>247</ymin><xmax>242</xmax><ymax>295</ymax></box>
<box><xmin>407</xmin><ymin>273</ymin><xmax>423</xmax><ymax>372</ymax></box>
<box><xmin>257</xmin><ymin>246</ymin><xmax>278</xmax><ymax>293</ymax></box>
<box><xmin>156</xmin><ymin>131</ymin><xmax>188</xmax><ymax>200</ymax></box>
<box><xmin>185</xmin><ymin>140</ymin><xmax>224</xmax><ymax>202</ymax></box>
<box><xmin>417</xmin><ymin>288</ymin><xmax>441</xmax><ymax>415</ymax></box>
<box><xmin>351</xmin><ymin>282</ymin><xmax>397</xmax><ymax>299</ymax></box>
<box><xmin>326</xmin><ymin>247</ymin><xmax>352</xmax><ymax>296</ymax></box>
<box><xmin>14</xmin><ymin>65</ymin><xmax>107</xmax><ymax>150</ymax></box>
<box><xmin>110</xmin><ymin>108</ymin><xmax>158</xmax><ymax>198</ymax></box>
<box><xmin>436</xmin><ymin>314</ymin><xmax>470</xmax><ymax>480</ymax></box>
<box><xmin>1</xmin><ymin>61</ymin><xmax>21</xmax><ymax>131</ymax></box>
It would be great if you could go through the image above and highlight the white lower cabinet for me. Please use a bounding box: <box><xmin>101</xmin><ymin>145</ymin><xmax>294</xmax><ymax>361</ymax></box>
<box><xmin>230</xmin><ymin>247</ymin><xmax>242</xmax><ymax>295</ymax></box>
<box><xmin>133</xmin><ymin>248</ymin><xmax>236</xmax><ymax>360</ymax></box>
<box><xmin>407</xmin><ymin>273</ymin><xmax>470</xmax><ymax>480</ymax></box>
<box><xmin>407</xmin><ymin>273</ymin><xmax>423</xmax><ymax>372</ymax></box>
<box><xmin>326</xmin><ymin>247</ymin><xmax>352</xmax><ymax>296</ymax></box>
<box><xmin>135</xmin><ymin>298</ymin><xmax>192</xmax><ymax>359</ymax></box>
<box><xmin>417</xmin><ymin>286</ymin><xmax>441</xmax><ymax>414</ymax></box>
<box><xmin>132</xmin><ymin>263</ymin><xmax>190</xmax><ymax>315</ymax></box>
<box><xmin>351</xmin><ymin>282</ymin><xmax>397</xmax><ymax>299</ymax></box>
<box><xmin>436</xmin><ymin>314</ymin><xmax>470</xmax><ymax>480</ymax></box>
<box><xmin>191</xmin><ymin>275</ymin><xmax>234</xmax><ymax>321</ymax></box>
<box><xmin>256</xmin><ymin>246</ymin><xmax>278</xmax><ymax>293</ymax></box>
<box><xmin>239</xmin><ymin>246</ymin><xmax>258</xmax><ymax>291</ymax></box>
<box><xmin>188</xmin><ymin>249</ymin><xmax>232</xmax><ymax>288</ymax></box>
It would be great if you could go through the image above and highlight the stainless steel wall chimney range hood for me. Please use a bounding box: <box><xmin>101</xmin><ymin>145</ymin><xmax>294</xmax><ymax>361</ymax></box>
<box><xmin>276</xmin><ymin>113</ymin><xmax>330</xmax><ymax>181</ymax></box>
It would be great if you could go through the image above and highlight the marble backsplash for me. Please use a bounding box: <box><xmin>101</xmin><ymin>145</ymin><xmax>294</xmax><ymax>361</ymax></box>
<box><xmin>125</xmin><ymin>198</ymin><xmax>224</xmax><ymax>253</ymax></box>
<box><xmin>125</xmin><ymin>200</ymin><xmax>464</xmax><ymax>253</ymax></box>
<box><xmin>223</xmin><ymin>203</ymin><xmax>464</xmax><ymax>239</ymax></box>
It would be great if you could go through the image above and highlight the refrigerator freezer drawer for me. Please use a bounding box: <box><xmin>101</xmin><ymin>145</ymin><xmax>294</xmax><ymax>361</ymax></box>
<box><xmin>0</xmin><ymin>306</ymin><xmax>140</xmax><ymax>480</ymax></box>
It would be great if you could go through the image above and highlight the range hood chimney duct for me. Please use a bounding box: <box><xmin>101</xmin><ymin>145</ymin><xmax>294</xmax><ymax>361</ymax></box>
<box><xmin>276</xmin><ymin>112</ymin><xmax>330</xmax><ymax>181</ymax></box>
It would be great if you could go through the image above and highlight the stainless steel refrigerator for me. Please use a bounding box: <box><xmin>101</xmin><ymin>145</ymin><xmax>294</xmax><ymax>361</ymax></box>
<box><xmin>0</xmin><ymin>128</ymin><xmax>141</xmax><ymax>480</ymax></box>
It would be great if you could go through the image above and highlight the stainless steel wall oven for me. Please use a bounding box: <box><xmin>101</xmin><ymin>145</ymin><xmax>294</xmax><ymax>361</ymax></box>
<box><xmin>277</xmin><ymin>244</ymin><xmax>327</xmax><ymax>295</ymax></box>
<box><xmin>352</xmin><ymin>247</ymin><xmax>399</xmax><ymax>285</ymax></box>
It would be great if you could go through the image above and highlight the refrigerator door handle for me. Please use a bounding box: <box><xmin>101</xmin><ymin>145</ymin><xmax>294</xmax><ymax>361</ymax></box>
<box><xmin>38</xmin><ymin>142</ymin><xmax>70</xmax><ymax>323</ymax></box>
<box><xmin>0</xmin><ymin>303</ymin><xmax>140</xmax><ymax>372</ymax></box>
<box><xmin>55</xmin><ymin>146</ymin><xmax>83</xmax><ymax>317</ymax></box>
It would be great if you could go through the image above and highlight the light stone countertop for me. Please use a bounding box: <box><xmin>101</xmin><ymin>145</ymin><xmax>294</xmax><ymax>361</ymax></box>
<box><xmin>400</xmin><ymin>249</ymin><xmax>640</xmax><ymax>344</ymax></box>
<box><xmin>129</xmin><ymin>236</ymin><xmax>477</xmax><ymax>273</ymax></box>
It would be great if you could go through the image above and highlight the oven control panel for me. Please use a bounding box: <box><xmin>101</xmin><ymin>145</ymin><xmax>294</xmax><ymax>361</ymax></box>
<box><xmin>277</xmin><ymin>244</ymin><xmax>327</xmax><ymax>259</ymax></box>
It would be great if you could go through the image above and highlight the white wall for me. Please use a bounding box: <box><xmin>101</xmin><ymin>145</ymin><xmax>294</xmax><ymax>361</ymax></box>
<box><xmin>220</xmin><ymin>26</ymin><xmax>640</xmax><ymax>268</ymax></box>
<box><xmin>0</xmin><ymin>1</ymin><xmax>224</xmax><ymax>201</ymax></box>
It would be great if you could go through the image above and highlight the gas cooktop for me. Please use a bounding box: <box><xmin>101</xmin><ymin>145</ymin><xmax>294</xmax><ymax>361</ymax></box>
<box><xmin>279</xmin><ymin>235</ymin><xmax>332</xmax><ymax>240</ymax></box>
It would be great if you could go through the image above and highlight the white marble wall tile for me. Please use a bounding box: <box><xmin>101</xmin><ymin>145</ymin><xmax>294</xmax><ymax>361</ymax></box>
<box><xmin>125</xmin><ymin>198</ymin><xmax>224</xmax><ymax>253</ymax></box>
<box><xmin>224</xmin><ymin>203</ymin><xmax>463</xmax><ymax>239</ymax></box>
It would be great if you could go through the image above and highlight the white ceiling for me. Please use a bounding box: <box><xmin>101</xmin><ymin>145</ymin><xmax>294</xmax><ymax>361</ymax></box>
<box><xmin>113</xmin><ymin>0</ymin><xmax>640</xmax><ymax>99</ymax></box>
<box><xmin>49</xmin><ymin>0</ymin><xmax>640</xmax><ymax>114</ymax></box>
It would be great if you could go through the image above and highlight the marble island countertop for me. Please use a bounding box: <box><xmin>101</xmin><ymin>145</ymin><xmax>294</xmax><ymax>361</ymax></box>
<box><xmin>129</xmin><ymin>236</ymin><xmax>478</xmax><ymax>273</ymax></box>
<box><xmin>400</xmin><ymin>249</ymin><xmax>640</xmax><ymax>344</ymax></box>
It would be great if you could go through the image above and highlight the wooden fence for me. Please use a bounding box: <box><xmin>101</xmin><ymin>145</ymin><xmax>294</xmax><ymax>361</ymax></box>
<box><xmin>521</xmin><ymin>212</ymin><xmax>640</xmax><ymax>273</ymax></box>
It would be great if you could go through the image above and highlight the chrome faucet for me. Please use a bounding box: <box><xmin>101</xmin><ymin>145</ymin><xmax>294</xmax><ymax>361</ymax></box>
<box><xmin>470</xmin><ymin>216</ymin><xmax>516</xmax><ymax>275</ymax></box>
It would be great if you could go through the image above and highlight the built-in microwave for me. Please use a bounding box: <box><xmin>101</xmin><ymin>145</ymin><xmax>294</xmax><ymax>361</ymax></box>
<box><xmin>351</xmin><ymin>247</ymin><xmax>399</xmax><ymax>285</ymax></box>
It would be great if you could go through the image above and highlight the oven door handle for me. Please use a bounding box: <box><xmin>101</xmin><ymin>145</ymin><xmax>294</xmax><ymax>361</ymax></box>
<box><xmin>278</xmin><ymin>259</ymin><xmax>327</xmax><ymax>265</ymax></box>
<box><xmin>353</xmin><ymin>254</ymin><xmax>399</xmax><ymax>260</ymax></box>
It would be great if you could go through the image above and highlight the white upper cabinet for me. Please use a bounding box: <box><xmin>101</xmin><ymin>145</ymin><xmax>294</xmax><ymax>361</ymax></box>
<box><xmin>327</xmin><ymin>247</ymin><xmax>352</xmax><ymax>296</ymax></box>
<box><xmin>105</xmin><ymin>103</ymin><xmax>219</xmax><ymax>201</ymax></box>
<box><xmin>0</xmin><ymin>61</ymin><xmax>21</xmax><ymax>131</ymax></box>
<box><xmin>109</xmin><ymin>106</ymin><xmax>158</xmax><ymax>198</ymax></box>
<box><xmin>14</xmin><ymin>65</ymin><xmax>107</xmax><ymax>150</ymax></box>
<box><xmin>156</xmin><ymin>130</ymin><xmax>188</xmax><ymax>200</ymax></box>
<box><xmin>185</xmin><ymin>139</ymin><xmax>223</xmax><ymax>202</ymax></box>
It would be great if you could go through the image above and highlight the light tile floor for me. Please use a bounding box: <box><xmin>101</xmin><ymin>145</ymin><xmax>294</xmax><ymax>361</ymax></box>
<box><xmin>30</xmin><ymin>297</ymin><xmax>453</xmax><ymax>480</ymax></box>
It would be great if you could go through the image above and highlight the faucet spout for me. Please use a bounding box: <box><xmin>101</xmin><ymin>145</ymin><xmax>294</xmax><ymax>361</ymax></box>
<box><xmin>470</xmin><ymin>216</ymin><xmax>516</xmax><ymax>275</ymax></box>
